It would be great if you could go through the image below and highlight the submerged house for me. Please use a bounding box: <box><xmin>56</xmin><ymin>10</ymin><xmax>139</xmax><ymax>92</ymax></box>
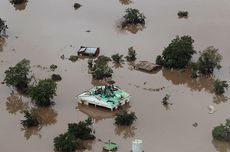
<box><xmin>77</xmin><ymin>46</ymin><xmax>100</xmax><ymax>56</ymax></box>
<box><xmin>76</xmin><ymin>85</ymin><xmax>130</xmax><ymax>111</ymax></box>
<box><xmin>134</xmin><ymin>61</ymin><xmax>161</xmax><ymax>72</ymax></box>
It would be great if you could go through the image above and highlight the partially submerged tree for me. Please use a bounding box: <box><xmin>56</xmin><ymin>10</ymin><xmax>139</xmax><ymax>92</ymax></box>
<box><xmin>162</xmin><ymin>94</ymin><xmax>170</xmax><ymax>105</ymax></box>
<box><xmin>51</xmin><ymin>74</ymin><xmax>62</xmax><ymax>81</ymax></box>
<box><xmin>91</xmin><ymin>56</ymin><xmax>113</xmax><ymax>79</ymax></box>
<box><xmin>68</xmin><ymin>117</ymin><xmax>95</xmax><ymax>140</ymax></box>
<box><xmin>69</xmin><ymin>55</ymin><xmax>78</xmax><ymax>62</ymax></box>
<box><xmin>213</xmin><ymin>79</ymin><xmax>228</xmax><ymax>95</ymax></box>
<box><xmin>54</xmin><ymin>132</ymin><xmax>83</xmax><ymax>152</ymax></box>
<box><xmin>0</xmin><ymin>18</ymin><xmax>8</xmax><ymax>36</ymax></box>
<box><xmin>30</xmin><ymin>79</ymin><xmax>57</xmax><ymax>107</ymax></box>
<box><xmin>4</xmin><ymin>59</ymin><xmax>31</xmax><ymax>91</ymax></box>
<box><xmin>111</xmin><ymin>53</ymin><xmax>123</xmax><ymax>64</ymax></box>
<box><xmin>177</xmin><ymin>11</ymin><xmax>188</xmax><ymax>18</ymax></box>
<box><xmin>21</xmin><ymin>110</ymin><xmax>39</xmax><ymax>128</ymax></box>
<box><xmin>122</xmin><ymin>8</ymin><xmax>146</xmax><ymax>27</ymax></box>
<box><xmin>10</xmin><ymin>0</ymin><xmax>27</xmax><ymax>5</ymax></box>
<box><xmin>74</xmin><ymin>3</ymin><xmax>81</xmax><ymax>10</ymax></box>
<box><xmin>115</xmin><ymin>110</ymin><xmax>137</xmax><ymax>126</ymax></box>
<box><xmin>212</xmin><ymin>119</ymin><xmax>230</xmax><ymax>141</ymax></box>
<box><xmin>49</xmin><ymin>64</ymin><xmax>57</xmax><ymax>71</ymax></box>
<box><xmin>156</xmin><ymin>35</ymin><xmax>196</xmax><ymax>69</ymax></box>
<box><xmin>126</xmin><ymin>47</ymin><xmax>136</xmax><ymax>61</ymax></box>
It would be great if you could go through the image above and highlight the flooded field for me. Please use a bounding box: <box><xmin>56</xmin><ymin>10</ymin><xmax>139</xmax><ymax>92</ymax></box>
<box><xmin>0</xmin><ymin>0</ymin><xmax>230</xmax><ymax>151</ymax></box>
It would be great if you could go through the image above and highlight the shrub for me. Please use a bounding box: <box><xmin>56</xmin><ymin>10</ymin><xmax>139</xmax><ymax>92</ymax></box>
<box><xmin>69</xmin><ymin>55</ymin><xmax>78</xmax><ymax>62</ymax></box>
<box><xmin>30</xmin><ymin>79</ymin><xmax>57</xmax><ymax>107</ymax></box>
<box><xmin>156</xmin><ymin>55</ymin><xmax>164</xmax><ymax>65</ymax></box>
<box><xmin>54</xmin><ymin>133</ymin><xmax>82</xmax><ymax>152</ymax></box>
<box><xmin>68</xmin><ymin>117</ymin><xmax>95</xmax><ymax>140</ymax></box>
<box><xmin>126</xmin><ymin>47</ymin><xmax>136</xmax><ymax>61</ymax></box>
<box><xmin>162</xmin><ymin>94</ymin><xmax>170</xmax><ymax>105</ymax></box>
<box><xmin>111</xmin><ymin>53</ymin><xmax>123</xmax><ymax>64</ymax></box>
<box><xmin>10</xmin><ymin>0</ymin><xmax>27</xmax><ymax>4</ymax></box>
<box><xmin>122</xmin><ymin>8</ymin><xmax>146</xmax><ymax>26</ymax></box>
<box><xmin>74</xmin><ymin>3</ymin><xmax>81</xmax><ymax>10</ymax></box>
<box><xmin>21</xmin><ymin>110</ymin><xmax>39</xmax><ymax>128</ymax></box>
<box><xmin>49</xmin><ymin>64</ymin><xmax>57</xmax><ymax>71</ymax></box>
<box><xmin>156</xmin><ymin>35</ymin><xmax>196</xmax><ymax>69</ymax></box>
<box><xmin>213</xmin><ymin>79</ymin><xmax>228</xmax><ymax>95</ymax></box>
<box><xmin>4</xmin><ymin>59</ymin><xmax>31</xmax><ymax>91</ymax></box>
<box><xmin>91</xmin><ymin>56</ymin><xmax>113</xmax><ymax>79</ymax></box>
<box><xmin>177</xmin><ymin>11</ymin><xmax>188</xmax><ymax>18</ymax></box>
<box><xmin>0</xmin><ymin>18</ymin><xmax>8</xmax><ymax>36</ymax></box>
<box><xmin>212</xmin><ymin>119</ymin><xmax>230</xmax><ymax>141</ymax></box>
<box><xmin>51</xmin><ymin>74</ymin><xmax>62</xmax><ymax>81</ymax></box>
<box><xmin>115</xmin><ymin>110</ymin><xmax>137</xmax><ymax>126</ymax></box>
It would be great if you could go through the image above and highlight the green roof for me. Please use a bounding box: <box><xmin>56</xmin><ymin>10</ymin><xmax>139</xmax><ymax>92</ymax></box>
<box><xmin>103</xmin><ymin>142</ymin><xmax>118</xmax><ymax>151</ymax></box>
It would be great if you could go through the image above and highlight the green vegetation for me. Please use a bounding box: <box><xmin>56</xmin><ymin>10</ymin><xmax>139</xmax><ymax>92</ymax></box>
<box><xmin>10</xmin><ymin>0</ymin><xmax>27</xmax><ymax>4</ymax></box>
<box><xmin>30</xmin><ymin>79</ymin><xmax>57</xmax><ymax>107</ymax></box>
<box><xmin>91</xmin><ymin>55</ymin><xmax>113</xmax><ymax>79</ymax></box>
<box><xmin>4</xmin><ymin>59</ymin><xmax>31</xmax><ymax>92</ymax></box>
<box><xmin>126</xmin><ymin>47</ymin><xmax>136</xmax><ymax>61</ymax></box>
<box><xmin>74</xmin><ymin>3</ymin><xmax>81</xmax><ymax>10</ymax></box>
<box><xmin>51</xmin><ymin>74</ymin><xmax>62</xmax><ymax>81</ymax></box>
<box><xmin>212</xmin><ymin>119</ymin><xmax>230</xmax><ymax>141</ymax></box>
<box><xmin>21</xmin><ymin>110</ymin><xmax>39</xmax><ymax>128</ymax></box>
<box><xmin>177</xmin><ymin>11</ymin><xmax>188</xmax><ymax>18</ymax></box>
<box><xmin>115</xmin><ymin>110</ymin><xmax>137</xmax><ymax>126</ymax></box>
<box><xmin>213</xmin><ymin>79</ymin><xmax>228</xmax><ymax>95</ymax></box>
<box><xmin>54</xmin><ymin>133</ymin><xmax>82</xmax><ymax>152</ymax></box>
<box><xmin>156</xmin><ymin>35</ymin><xmax>196</xmax><ymax>69</ymax></box>
<box><xmin>111</xmin><ymin>53</ymin><xmax>123</xmax><ymax>64</ymax></box>
<box><xmin>162</xmin><ymin>94</ymin><xmax>170</xmax><ymax>105</ymax></box>
<box><xmin>191</xmin><ymin>46</ymin><xmax>222</xmax><ymax>76</ymax></box>
<box><xmin>122</xmin><ymin>8</ymin><xmax>146</xmax><ymax>27</ymax></box>
<box><xmin>0</xmin><ymin>18</ymin><xmax>8</xmax><ymax>36</ymax></box>
<box><xmin>49</xmin><ymin>64</ymin><xmax>57</xmax><ymax>71</ymax></box>
<box><xmin>53</xmin><ymin>118</ymin><xmax>95</xmax><ymax>151</ymax></box>
<box><xmin>69</xmin><ymin>55</ymin><xmax>78</xmax><ymax>62</ymax></box>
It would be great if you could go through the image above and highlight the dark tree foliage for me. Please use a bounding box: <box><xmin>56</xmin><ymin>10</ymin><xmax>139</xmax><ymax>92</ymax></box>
<box><xmin>68</xmin><ymin>117</ymin><xmax>95</xmax><ymax>140</ymax></box>
<box><xmin>10</xmin><ymin>0</ymin><xmax>27</xmax><ymax>5</ymax></box>
<box><xmin>4</xmin><ymin>59</ymin><xmax>31</xmax><ymax>91</ymax></box>
<box><xmin>122</xmin><ymin>8</ymin><xmax>146</xmax><ymax>26</ymax></box>
<box><xmin>69</xmin><ymin>55</ymin><xmax>78</xmax><ymax>62</ymax></box>
<box><xmin>156</xmin><ymin>35</ymin><xmax>196</xmax><ymax>69</ymax></box>
<box><xmin>213</xmin><ymin>79</ymin><xmax>228</xmax><ymax>95</ymax></box>
<box><xmin>0</xmin><ymin>18</ymin><xmax>8</xmax><ymax>36</ymax></box>
<box><xmin>74</xmin><ymin>3</ymin><xmax>81</xmax><ymax>10</ymax></box>
<box><xmin>49</xmin><ymin>64</ymin><xmax>57</xmax><ymax>71</ymax></box>
<box><xmin>115</xmin><ymin>110</ymin><xmax>137</xmax><ymax>126</ymax></box>
<box><xmin>30</xmin><ymin>79</ymin><xmax>57</xmax><ymax>107</ymax></box>
<box><xmin>21</xmin><ymin>110</ymin><xmax>39</xmax><ymax>128</ymax></box>
<box><xmin>51</xmin><ymin>74</ymin><xmax>62</xmax><ymax>81</ymax></box>
<box><xmin>54</xmin><ymin>133</ymin><xmax>82</xmax><ymax>152</ymax></box>
<box><xmin>213</xmin><ymin>119</ymin><xmax>230</xmax><ymax>141</ymax></box>
<box><xmin>126</xmin><ymin>47</ymin><xmax>136</xmax><ymax>61</ymax></box>
<box><xmin>177</xmin><ymin>11</ymin><xmax>188</xmax><ymax>18</ymax></box>
<box><xmin>91</xmin><ymin>55</ymin><xmax>113</xmax><ymax>79</ymax></box>
<box><xmin>111</xmin><ymin>53</ymin><xmax>123</xmax><ymax>64</ymax></box>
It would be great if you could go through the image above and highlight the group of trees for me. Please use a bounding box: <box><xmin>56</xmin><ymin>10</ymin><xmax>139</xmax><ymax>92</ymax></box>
<box><xmin>212</xmin><ymin>119</ymin><xmax>230</xmax><ymax>141</ymax></box>
<box><xmin>54</xmin><ymin>118</ymin><xmax>95</xmax><ymax>152</ymax></box>
<box><xmin>0</xmin><ymin>18</ymin><xmax>8</xmax><ymax>36</ymax></box>
<box><xmin>115</xmin><ymin>110</ymin><xmax>137</xmax><ymax>126</ymax></box>
<box><xmin>122</xmin><ymin>8</ymin><xmax>146</xmax><ymax>27</ymax></box>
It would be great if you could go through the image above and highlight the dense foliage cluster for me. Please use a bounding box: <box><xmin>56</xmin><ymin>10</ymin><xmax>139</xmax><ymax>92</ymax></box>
<box><xmin>0</xmin><ymin>18</ymin><xmax>8</xmax><ymax>36</ymax></box>
<box><xmin>122</xmin><ymin>8</ymin><xmax>146</xmax><ymax>26</ymax></box>
<box><xmin>126</xmin><ymin>47</ymin><xmax>136</xmax><ymax>61</ymax></box>
<box><xmin>177</xmin><ymin>11</ymin><xmax>188</xmax><ymax>18</ymax></box>
<box><xmin>74</xmin><ymin>3</ymin><xmax>81</xmax><ymax>10</ymax></box>
<box><xmin>53</xmin><ymin>118</ymin><xmax>95</xmax><ymax>152</ymax></box>
<box><xmin>49</xmin><ymin>64</ymin><xmax>58</xmax><ymax>71</ymax></box>
<box><xmin>4</xmin><ymin>59</ymin><xmax>31</xmax><ymax>91</ymax></box>
<box><xmin>51</xmin><ymin>74</ymin><xmax>62</xmax><ymax>81</ymax></box>
<box><xmin>212</xmin><ymin>119</ymin><xmax>230</xmax><ymax>141</ymax></box>
<box><xmin>115</xmin><ymin>110</ymin><xmax>137</xmax><ymax>126</ymax></box>
<box><xmin>21</xmin><ymin>110</ymin><xmax>39</xmax><ymax>128</ymax></box>
<box><xmin>30</xmin><ymin>79</ymin><xmax>57</xmax><ymax>107</ymax></box>
<box><xmin>91</xmin><ymin>55</ymin><xmax>113</xmax><ymax>79</ymax></box>
<box><xmin>69</xmin><ymin>55</ymin><xmax>78</xmax><ymax>62</ymax></box>
<box><xmin>156</xmin><ymin>35</ymin><xmax>196</xmax><ymax>69</ymax></box>
<box><xmin>213</xmin><ymin>79</ymin><xmax>228</xmax><ymax>95</ymax></box>
<box><xmin>10</xmin><ymin>0</ymin><xmax>27</xmax><ymax>5</ymax></box>
<box><xmin>111</xmin><ymin>53</ymin><xmax>123</xmax><ymax>64</ymax></box>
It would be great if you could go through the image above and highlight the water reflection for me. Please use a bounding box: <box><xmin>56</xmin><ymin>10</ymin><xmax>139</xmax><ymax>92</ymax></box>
<box><xmin>6</xmin><ymin>94</ymin><xmax>29</xmax><ymax>114</ymax></box>
<box><xmin>13</xmin><ymin>3</ymin><xmax>27</xmax><ymax>11</ymax></box>
<box><xmin>0</xmin><ymin>37</ymin><xmax>5</xmax><ymax>52</ymax></box>
<box><xmin>213</xmin><ymin>95</ymin><xmax>229</xmax><ymax>104</ymax></box>
<box><xmin>21</xmin><ymin>125</ymin><xmax>42</xmax><ymax>140</ymax></box>
<box><xmin>112</xmin><ymin>63</ymin><xmax>124</xmax><ymax>69</ymax></box>
<box><xmin>114</xmin><ymin>125</ymin><xmax>136</xmax><ymax>139</ymax></box>
<box><xmin>162</xmin><ymin>68</ymin><xmax>214</xmax><ymax>92</ymax></box>
<box><xmin>212</xmin><ymin>139</ymin><xmax>230</xmax><ymax>152</ymax></box>
<box><xmin>121</xmin><ymin>24</ymin><xmax>145</xmax><ymax>34</ymax></box>
<box><xmin>119</xmin><ymin>0</ymin><xmax>133</xmax><ymax>5</ymax></box>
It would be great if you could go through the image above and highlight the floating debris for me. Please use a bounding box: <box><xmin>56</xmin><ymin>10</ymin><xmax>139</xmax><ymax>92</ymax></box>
<box><xmin>134</xmin><ymin>61</ymin><xmax>161</xmax><ymax>72</ymax></box>
<box><xmin>192</xmin><ymin>122</ymin><xmax>198</xmax><ymax>127</ymax></box>
<box><xmin>208</xmin><ymin>105</ymin><xmax>216</xmax><ymax>114</ymax></box>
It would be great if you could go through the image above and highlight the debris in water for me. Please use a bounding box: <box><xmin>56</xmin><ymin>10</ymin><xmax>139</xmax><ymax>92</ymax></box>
<box><xmin>86</xmin><ymin>30</ymin><xmax>91</xmax><ymax>32</ymax></box>
<box><xmin>60</xmin><ymin>54</ymin><xmax>65</xmax><ymax>60</ymax></box>
<box><xmin>192</xmin><ymin>122</ymin><xmax>198</xmax><ymax>127</ymax></box>
<box><xmin>208</xmin><ymin>105</ymin><xmax>216</xmax><ymax>114</ymax></box>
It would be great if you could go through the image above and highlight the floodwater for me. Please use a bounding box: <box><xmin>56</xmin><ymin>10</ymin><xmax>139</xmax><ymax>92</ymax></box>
<box><xmin>0</xmin><ymin>0</ymin><xmax>230</xmax><ymax>151</ymax></box>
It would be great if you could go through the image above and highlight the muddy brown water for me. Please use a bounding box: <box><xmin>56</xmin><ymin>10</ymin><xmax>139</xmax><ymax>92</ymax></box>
<box><xmin>0</xmin><ymin>0</ymin><xmax>230</xmax><ymax>151</ymax></box>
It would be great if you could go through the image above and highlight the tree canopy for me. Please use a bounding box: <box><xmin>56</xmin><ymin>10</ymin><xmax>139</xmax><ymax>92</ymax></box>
<box><xmin>122</xmin><ymin>8</ymin><xmax>146</xmax><ymax>26</ymax></box>
<box><xmin>212</xmin><ymin>119</ymin><xmax>230</xmax><ymax>141</ymax></box>
<box><xmin>115</xmin><ymin>110</ymin><xmax>137</xmax><ymax>126</ymax></box>
<box><xmin>213</xmin><ymin>79</ymin><xmax>228</xmax><ymax>95</ymax></box>
<box><xmin>156</xmin><ymin>35</ymin><xmax>196</xmax><ymax>69</ymax></box>
<box><xmin>126</xmin><ymin>47</ymin><xmax>137</xmax><ymax>61</ymax></box>
<box><xmin>111</xmin><ymin>53</ymin><xmax>123</xmax><ymax>64</ymax></box>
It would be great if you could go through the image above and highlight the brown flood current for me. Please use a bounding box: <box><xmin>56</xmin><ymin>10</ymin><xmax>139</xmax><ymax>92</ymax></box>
<box><xmin>0</xmin><ymin>0</ymin><xmax>230</xmax><ymax>151</ymax></box>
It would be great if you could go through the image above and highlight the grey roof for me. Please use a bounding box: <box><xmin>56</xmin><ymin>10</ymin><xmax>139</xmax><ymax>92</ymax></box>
<box><xmin>78</xmin><ymin>47</ymin><xmax>99</xmax><ymax>55</ymax></box>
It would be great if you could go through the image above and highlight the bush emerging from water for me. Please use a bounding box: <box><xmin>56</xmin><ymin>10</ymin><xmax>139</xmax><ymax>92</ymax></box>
<box><xmin>69</xmin><ymin>55</ymin><xmax>78</xmax><ymax>62</ymax></box>
<box><xmin>212</xmin><ymin>119</ymin><xmax>230</xmax><ymax>141</ymax></box>
<box><xmin>122</xmin><ymin>8</ymin><xmax>146</xmax><ymax>27</ymax></box>
<box><xmin>126</xmin><ymin>47</ymin><xmax>136</xmax><ymax>61</ymax></box>
<box><xmin>177</xmin><ymin>11</ymin><xmax>188</xmax><ymax>18</ymax></box>
<box><xmin>49</xmin><ymin>64</ymin><xmax>57</xmax><ymax>71</ymax></box>
<box><xmin>4</xmin><ymin>59</ymin><xmax>31</xmax><ymax>92</ymax></box>
<box><xmin>213</xmin><ymin>79</ymin><xmax>228</xmax><ymax>95</ymax></box>
<box><xmin>30</xmin><ymin>79</ymin><xmax>57</xmax><ymax>107</ymax></box>
<box><xmin>111</xmin><ymin>53</ymin><xmax>123</xmax><ymax>64</ymax></box>
<box><xmin>74</xmin><ymin>3</ymin><xmax>81</xmax><ymax>10</ymax></box>
<box><xmin>21</xmin><ymin>110</ymin><xmax>39</xmax><ymax>128</ymax></box>
<box><xmin>0</xmin><ymin>18</ymin><xmax>8</xmax><ymax>36</ymax></box>
<box><xmin>51</xmin><ymin>74</ymin><xmax>62</xmax><ymax>81</ymax></box>
<box><xmin>10</xmin><ymin>0</ymin><xmax>27</xmax><ymax>5</ymax></box>
<box><xmin>115</xmin><ymin>110</ymin><xmax>137</xmax><ymax>126</ymax></box>
<box><xmin>156</xmin><ymin>35</ymin><xmax>196</xmax><ymax>69</ymax></box>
